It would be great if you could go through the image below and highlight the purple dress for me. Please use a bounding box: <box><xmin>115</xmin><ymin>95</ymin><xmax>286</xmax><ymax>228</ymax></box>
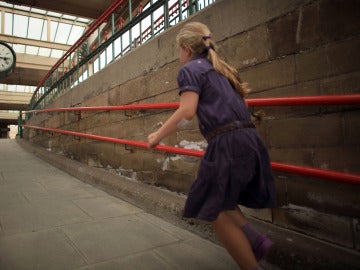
<box><xmin>178</xmin><ymin>54</ymin><xmax>276</xmax><ymax>222</ymax></box>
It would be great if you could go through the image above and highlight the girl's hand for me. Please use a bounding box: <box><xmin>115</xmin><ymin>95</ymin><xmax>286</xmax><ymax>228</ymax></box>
<box><xmin>147</xmin><ymin>91</ymin><xmax>198</xmax><ymax>148</ymax></box>
<box><xmin>147</xmin><ymin>132</ymin><xmax>161</xmax><ymax>148</ymax></box>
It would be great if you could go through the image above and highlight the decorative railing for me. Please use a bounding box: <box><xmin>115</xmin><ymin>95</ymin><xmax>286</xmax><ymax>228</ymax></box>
<box><xmin>28</xmin><ymin>0</ymin><xmax>216</xmax><ymax>110</ymax></box>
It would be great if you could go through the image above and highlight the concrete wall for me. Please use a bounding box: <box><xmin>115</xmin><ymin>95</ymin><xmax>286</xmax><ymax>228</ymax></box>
<box><xmin>24</xmin><ymin>0</ymin><xmax>360</xmax><ymax>255</ymax></box>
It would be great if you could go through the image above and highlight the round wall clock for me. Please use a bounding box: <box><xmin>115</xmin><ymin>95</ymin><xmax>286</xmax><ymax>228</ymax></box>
<box><xmin>0</xmin><ymin>41</ymin><xmax>16</xmax><ymax>79</ymax></box>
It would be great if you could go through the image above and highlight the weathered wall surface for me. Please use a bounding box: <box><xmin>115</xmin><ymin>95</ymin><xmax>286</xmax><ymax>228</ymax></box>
<box><xmin>24</xmin><ymin>0</ymin><xmax>360</xmax><ymax>255</ymax></box>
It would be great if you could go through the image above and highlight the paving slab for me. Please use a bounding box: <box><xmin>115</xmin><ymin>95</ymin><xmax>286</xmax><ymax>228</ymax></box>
<box><xmin>0</xmin><ymin>139</ymin><xmax>238</xmax><ymax>270</ymax></box>
<box><xmin>61</xmin><ymin>215</ymin><xmax>180</xmax><ymax>264</ymax></box>
<box><xmin>72</xmin><ymin>196</ymin><xmax>143</xmax><ymax>219</ymax></box>
<box><xmin>0</xmin><ymin>229</ymin><xmax>87</xmax><ymax>270</ymax></box>
<box><xmin>154</xmin><ymin>238</ymin><xmax>238</xmax><ymax>270</ymax></box>
<box><xmin>76</xmin><ymin>251</ymin><xmax>176</xmax><ymax>270</ymax></box>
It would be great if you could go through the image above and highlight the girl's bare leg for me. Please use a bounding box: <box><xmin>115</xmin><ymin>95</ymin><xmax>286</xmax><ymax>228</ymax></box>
<box><xmin>225</xmin><ymin>206</ymin><xmax>249</xmax><ymax>226</ymax></box>
<box><xmin>212</xmin><ymin>211</ymin><xmax>259</xmax><ymax>270</ymax></box>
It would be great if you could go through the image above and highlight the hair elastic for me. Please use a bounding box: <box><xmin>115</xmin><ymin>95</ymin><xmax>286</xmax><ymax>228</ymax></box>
<box><xmin>202</xmin><ymin>35</ymin><xmax>211</xmax><ymax>40</ymax></box>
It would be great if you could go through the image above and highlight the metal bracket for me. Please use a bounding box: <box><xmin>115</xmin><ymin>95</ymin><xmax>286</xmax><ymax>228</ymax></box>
<box><xmin>124</xmin><ymin>110</ymin><xmax>133</xmax><ymax>118</ymax></box>
<box><xmin>74</xmin><ymin>110</ymin><xmax>81</xmax><ymax>121</ymax></box>
<box><xmin>353</xmin><ymin>218</ymin><xmax>360</xmax><ymax>250</ymax></box>
<box><xmin>124</xmin><ymin>144</ymin><xmax>135</xmax><ymax>153</ymax></box>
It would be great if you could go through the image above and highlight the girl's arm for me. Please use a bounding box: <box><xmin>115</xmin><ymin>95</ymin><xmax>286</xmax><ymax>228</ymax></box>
<box><xmin>147</xmin><ymin>91</ymin><xmax>199</xmax><ymax>148</ymax></box>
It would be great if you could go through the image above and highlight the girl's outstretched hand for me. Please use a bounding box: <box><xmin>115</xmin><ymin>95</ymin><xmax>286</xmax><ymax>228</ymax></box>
<box><xmin>147</xmin><ymin>132</ymin><xmax>160</xmax><ymax>148</ymax></box>
<box><xmin>147</xmin><ymin>91</ymin><xmax>198</xmax><ymax>148</ymax></box>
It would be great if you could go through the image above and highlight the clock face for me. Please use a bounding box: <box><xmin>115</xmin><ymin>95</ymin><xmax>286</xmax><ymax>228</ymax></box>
<box><xmin>0</xmin><ymin>42</ymin><xmax>16</xmax><ymax>77</ymax></box>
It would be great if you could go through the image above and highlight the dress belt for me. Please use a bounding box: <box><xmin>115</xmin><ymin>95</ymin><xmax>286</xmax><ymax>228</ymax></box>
<box><xmin>205</xmin><ymin>121</ymin><xmax>255</xmax><ymax>142</ymax></box>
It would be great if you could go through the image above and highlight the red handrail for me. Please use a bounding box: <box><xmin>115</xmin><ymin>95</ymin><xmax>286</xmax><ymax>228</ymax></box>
<box><xmin>24</xmin><ymin>94</ymin><xmax>360</xmax><ymax>114</ymax></box>
<box><xmin>271</xmin><ymin>162</ymin><xmax>360</xmax><ymax>185</ymax></box>
<box><xmin>22</xmin><ymin>124</ymin><xmax>203</xmax><ymax>157</ymax></box>
<box><xmin>25</xmin><ymin>102</ymin><xmax>180</xmax><ymax>114</ymax></box>
<box><xmin>247</xmin><ymin>94</ymin><xmax>360</xmax><ymax>106</ymax></box>
<box><xmin>22</xmin><ymin>124</ymin><xmax>360</xmax><ymax>185</ymax></box>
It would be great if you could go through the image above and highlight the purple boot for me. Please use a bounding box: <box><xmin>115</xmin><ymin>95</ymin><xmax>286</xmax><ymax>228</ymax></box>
<box><xmin>253</xmin><ymin>234</ymin><xmax>273</xmax><ymax>261</ymax></box>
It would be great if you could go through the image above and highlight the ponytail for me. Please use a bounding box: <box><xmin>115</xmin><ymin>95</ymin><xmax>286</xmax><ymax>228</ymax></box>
<box><xmin>207</xmin><ymin>45</ymin><xmax>250</xmax><ymax>97</ymax></box>
<box><xmin>177</xmin><ymin>22</ymin><xmax>250</xmax><ymax>97</ymax></box>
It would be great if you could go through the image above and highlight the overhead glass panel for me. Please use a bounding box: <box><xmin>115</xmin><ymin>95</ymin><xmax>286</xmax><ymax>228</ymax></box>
<box><xmin>50</xmin><ymin>49</ymin><xmax>64</xmax><ymax>58</ymax></box>
<box><xmin>16</xmin><ymin>85</ymin><xmax>26</xmax><ymax>91</ymax></box>
<box><xmin>30</xmin><ymin>8</ymin><xmax>47</xmax><ymax>15</ymax></box>
<box><xmin>63</xmin><ymin>14</ymin><xmax>77</xmax><ymax>21</ymax></box>
<box><xmin>38</xmin><ymin>47</ymin><xmax>52</xmax><ymax>57</ymax></box>
<box><xmin>50</xmin><ymin>21</ymin><xmax>59</xmax><ymax>42</ymax></box>
<box><xmin>28</xmin><ymin>17</ymin><xmax>44</xmax><ymax>40</ymax></box>
<box><xmin>47</xmin><ymin>11</ymin><xmax>63</xmax><ymax>18</ymax></box>
<box><xmin>68</xmin><ymin>26</ymin><xmax>85</xmax><ymax>44</ymax></box>
<box><xmin>0</xmin><ymin>3</ymin><xmax>91</xmax><ymax>64</ymax></box>
<box><xmin>7</xmin><ymin>85</ymin><xmax>17</xmax><ymax>91</ymax></box>
<box><xmin>0</xmin><ymin>84</ymin><xmax>35</xmax><ymax>92</ymax></box>
<box><xmin>25</xmin><ymin>45</ymin><xmax>39</xmax><ymax>55</ymax></box>
<box><xmin>0</xmin><ymin>1</ymin><xmax>92</xmax><ymax>97</ymax></box>
<box><xmin>13</xmin><ymin>14</ymin><xmax>28</xmax><ymax>38</ymax></box>
<box><xmin>55</xmin><ymin>23</ymin><xmax>72</xmax><ymax>44</ymax></box>
<box><xmin>12</xmin><ymin>44</ymin><xmax>25</xmax><ymax>54</ymax></box>
<box><xmin>78</xmin><ymin>18</ymin><xmax>90</xmax><ymax>23</ymax></box>
<box><xmin>40</xmin><ymin>20</ymin><xmax>48</xmax><ymax>41</ymax></box>
<box><xmin>4</xmin><ymin>13</ymin><xmax>13</xmax><ymax>35</ymax></box>
<box><xmin>14</xmin><ymin>5</ymin><xmax>29</xmax><ymax>12</ymax></box>
<box><xmin>0</xmin><ymin>3</ymin><xmax>12</xmax><ymax>8</ymax></box>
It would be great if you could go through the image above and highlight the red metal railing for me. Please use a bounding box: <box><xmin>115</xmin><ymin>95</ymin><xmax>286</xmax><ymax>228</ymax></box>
<box><xmin>25</xmin><ymin>102</ymin><xmax>180</xmax><ymax>114</ymax></box>
<box><xmin>21</xmin><ymin>124</ymin><xmax>360</xmax><ymax>185</ymax></box>
<box><xmin>24</xmin><ymin>94</ymin><xmax>360</xmax><ymax>114</ymax></box>
<box><xmin>270</xmin><ymin>162</ymin><xmax>360</xmax><ymax>185</ymax></box>
<box><xmin>21</xmin><ymin>93</ymin><xmax>360</xmax><ymax>185</ymax></box>
<box><xmin>22</xmin><ymin>124</ymin><xmax>203</xmax><ymax>158</ymax></box>
<box><xmin>246</xmin><ymin>94</ymin><xmax>360</xmax><ymax>106</ymax></box>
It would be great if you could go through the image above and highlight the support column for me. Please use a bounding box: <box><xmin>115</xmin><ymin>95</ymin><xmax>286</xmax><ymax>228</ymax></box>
<box><xmin>0</xmin><ymin>123</ymin><xmax>9</xmax><ymax>138</ymax></box>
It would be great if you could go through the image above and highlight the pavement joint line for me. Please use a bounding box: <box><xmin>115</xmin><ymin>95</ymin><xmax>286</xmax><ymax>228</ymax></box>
<box><xmin>152</xmin><ymin>249</ymin><xmax>180</xmax><ymax>270</ymax></box>
<box><xmin>68</xmin><ymin>200</ymin><xmax>97</xmax><ymax>220</ymax></box>
<box><xmin>20</xmin><ymin>191</ymin><xmax>33</xmax><ymax>205</ymax></box>
<box><xmin>59</xmin><ymin>227</ymin><xmax>91</xmax><ymax>266</ymax></box>
<box><xmin>0</xmin><ymin>172</ymin><xmax>4</xmax><ymax>181</ymax></box>
<box><xmin>80</xmin><ymin>248</ymin><xmax>177</xmax><ymax>270</ymax></box>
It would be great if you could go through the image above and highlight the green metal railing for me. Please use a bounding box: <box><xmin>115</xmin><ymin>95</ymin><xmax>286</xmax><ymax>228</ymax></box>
<box><xmin>28</xmin><ymin>0</ymin><xmax>216</xmax><ymax>111</ymax></box>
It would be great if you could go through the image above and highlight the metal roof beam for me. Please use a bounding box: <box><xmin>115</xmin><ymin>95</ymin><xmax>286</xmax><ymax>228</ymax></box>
<box><xmin>0</xmin><ymin>34</ymin><xmax>71</xmax><ymax>51</ymax></box>
<box><xmin>0</xmin><ymin>91</ymin><xmax>32</xmax><ymax>110</ymax></box>
<box><xmin>16</xmin><ymin>53</ymin><xmax>59</xmax><ymax>70</ymax></box>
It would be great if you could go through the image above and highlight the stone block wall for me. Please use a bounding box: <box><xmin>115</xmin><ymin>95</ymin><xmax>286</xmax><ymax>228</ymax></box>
<box><xmin>24</xmin><ymin>0</ymin><xmax>360</xmax><ymax>252</ymax></box>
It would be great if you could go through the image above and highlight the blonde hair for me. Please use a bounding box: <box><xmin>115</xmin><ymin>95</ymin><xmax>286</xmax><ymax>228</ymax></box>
<box><xmin>176</xmin><ymin>22</ymin><xmax>250</xmax><ymax>97</ymax></box>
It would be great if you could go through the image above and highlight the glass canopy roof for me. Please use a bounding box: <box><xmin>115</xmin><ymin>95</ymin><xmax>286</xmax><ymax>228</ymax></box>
<box><xmin>0</xmin><ymin>1</ymin><xmax>92</xmax><ymax>92</ymax></box>
<box><xmin>0</xmin><ymin>2</ymin><xmax>91</xmax><ymax>58</ymax></box>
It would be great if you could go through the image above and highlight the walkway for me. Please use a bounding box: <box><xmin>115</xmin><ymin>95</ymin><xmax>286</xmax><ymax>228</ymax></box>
<box><xmin>0</xmin><ymin>139</ymin><xmax>238</xmax><ymax>270</ymax></box>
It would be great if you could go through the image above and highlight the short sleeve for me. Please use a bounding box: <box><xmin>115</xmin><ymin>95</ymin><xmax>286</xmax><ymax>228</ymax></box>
<box><xmin>177</xmin><ymin>65</ymin><xmax>201</xmax><ymax>96</ymax></box>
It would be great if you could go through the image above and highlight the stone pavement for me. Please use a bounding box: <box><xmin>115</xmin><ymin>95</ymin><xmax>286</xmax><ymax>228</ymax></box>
<box><xmin>3</xmin><ymin>139</ymin><xmax>359</xmax><ymax>270</ymax></box>
<box><xmin>0</xmin><ymin>139</ymin><xmax>239</xmax><ymax>270</ymax></box>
